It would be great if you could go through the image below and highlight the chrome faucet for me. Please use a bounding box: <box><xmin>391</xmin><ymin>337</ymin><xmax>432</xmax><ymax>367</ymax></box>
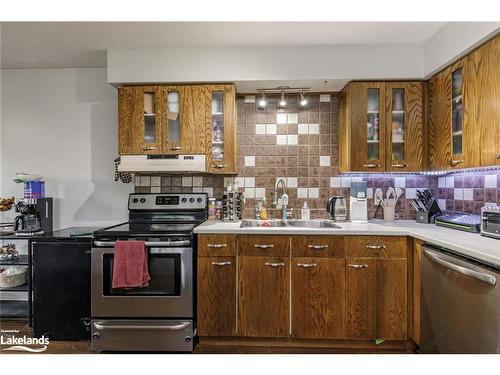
<box><xmin>273</xmin><ymin>178</ymin><xmax>289</xmax><ymax>220</ymax></box>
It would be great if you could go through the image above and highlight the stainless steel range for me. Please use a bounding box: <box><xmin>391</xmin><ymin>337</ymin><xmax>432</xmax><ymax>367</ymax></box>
<box><xmin>91</xmin><ymin>193</ymin><xmax>207</xmax><ymax>353</ymax></box>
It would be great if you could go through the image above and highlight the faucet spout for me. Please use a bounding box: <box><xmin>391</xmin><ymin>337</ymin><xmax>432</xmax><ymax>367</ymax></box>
<box><xmin>273</xmin><ymin>178</ymin><xmax>289</xmax><ymax>219</ymax></box>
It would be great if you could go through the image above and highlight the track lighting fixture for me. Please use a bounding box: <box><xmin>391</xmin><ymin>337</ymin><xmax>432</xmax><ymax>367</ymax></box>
<box><xmin>279</xmin><ymin>92</ymin><xmax>287</xmax><ymax>107</ymax></box>
<box><xmin>258</xmin><ymin>92</ymin><xmax>266</xmax><ymax>108</ymax></box>
<box><xmin>300</xmin><ymin>92</ymin><xmax>308</xmax><ymax>106</ymax></box>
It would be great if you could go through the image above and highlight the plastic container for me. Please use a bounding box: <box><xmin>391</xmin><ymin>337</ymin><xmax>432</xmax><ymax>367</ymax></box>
<box><xmin>24</xmin><ymin>181</ymin><xmax>45</xmax><ymax>198</ymax></box>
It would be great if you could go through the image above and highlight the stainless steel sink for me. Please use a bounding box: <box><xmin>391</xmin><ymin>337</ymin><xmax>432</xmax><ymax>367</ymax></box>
<box><xmin>286</xmin><ymin>220</ymin><xmax>341</xmax><ymax>228</ymax></box>
<box><xmin>240</xmin><ymin>220</ymin><xmax>288</xmax><ymax>228</ymax></box>
<box><xmin>239</xmin><ymin>219</ymin><xmax>340</xmax><ymax>229</ymax></box>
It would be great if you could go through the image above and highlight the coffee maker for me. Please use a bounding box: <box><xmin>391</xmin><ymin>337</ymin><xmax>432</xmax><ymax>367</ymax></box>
<box><xmin>14</xmin><ymin>198</ymin><xmax>53</xmax><ymax>236</ymax></box>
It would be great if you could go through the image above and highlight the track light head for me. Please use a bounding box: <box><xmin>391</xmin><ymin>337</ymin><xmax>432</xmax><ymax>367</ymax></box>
<box><xmin>279</xmin><ymin>92</ymin><xmax>286</xmax><ymax>107</ymax></box>
<box><xmin>300</xmin><ymin>92</ymin><xmax>308</xmax><ymax>106</ymax></box>
<box><xmin>258</xmin><ymin>93</ymin><xmax>266</xmax><ymax>108</ymax></box>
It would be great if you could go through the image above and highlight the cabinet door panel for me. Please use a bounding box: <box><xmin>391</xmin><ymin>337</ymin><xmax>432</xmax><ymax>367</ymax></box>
<box><xmin>198</xmin><ymin>235</ymin><xmax>237</xmax><ymax>257</ymax></box>
<box><xmin>291</xmin><ymin>258</ymin><xmax>345</xmax><ymax>339</ymax></box>
<box><xmin>346</xmin><ymin>258</ymin><xmax>377</xmax><ymax>339</ymax></box>
<box><xmin>385</xmin><ymin>82</ymin><xmax>423</xmax><ymax>171</ymax></box>
<box><xmin>118</xmin><ymin>86</ymin><xmax>163</xmax><ymax>155</ymax></box>
<box><xmin>377</xmin><ymin>258</ymin><xmax>408</xmax><ymax>340</ymax></box>
<box><xmin>350</xmin><ymin>83</ymin><xmax>386</xmax><ymax>172</ymax></box>
<box><xmin>197</xmin><ymin>256</ymin><xmax>236</xmax><ymax>336</ymax></box>
<box><xmin>238</xmin><ymin>235</ymin><xmax>289</xmax><ymax>257</ymax></box>
<box><xmin>238</xmin><ymin>256</ymin><xmax>289</xmax><ymax>337</ymax></box>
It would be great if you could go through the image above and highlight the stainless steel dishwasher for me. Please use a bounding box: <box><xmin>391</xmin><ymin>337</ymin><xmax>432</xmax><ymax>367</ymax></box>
<box><xmin>421</xmin><ymin>245</ymin><xmax>500</xmax><ymax>353</ymax></box>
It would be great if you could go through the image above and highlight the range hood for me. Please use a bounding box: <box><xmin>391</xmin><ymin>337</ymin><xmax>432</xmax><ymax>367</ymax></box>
<box><xmin>118</xmin><ymin>155</ymin><xmax>206</xmax><ymax>173</ymax></box>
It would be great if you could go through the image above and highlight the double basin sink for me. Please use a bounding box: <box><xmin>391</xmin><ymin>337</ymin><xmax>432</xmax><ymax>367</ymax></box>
<box><xmin>240</xmin><ymin>219</ymin><xmax>341</xmax><ymax>229</ymax></box>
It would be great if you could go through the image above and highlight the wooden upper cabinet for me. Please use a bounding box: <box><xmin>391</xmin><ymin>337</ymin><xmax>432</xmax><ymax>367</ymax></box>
<box><xmin>340</xmin><ymin>81</ymin><xmax>423</xmax><ymax>172</ymax></box>
<box><xmin>463</xmin><ymin>36</ymin><xmax>500</xmax><ymax>167</ymax></box>
<box><xmin>118</xmin><ymin>86</ymin><xmax>164</xmax><ymax>155</ymax></box>
<box><xmin>206</xmin><ymin>85</ymin><xmax>238</xmax><ymax>174</ymax></box>
<box><xmin>385</xmin><ymin>82</ymin><xmax>423</xmax><ymax>172</ymax></box>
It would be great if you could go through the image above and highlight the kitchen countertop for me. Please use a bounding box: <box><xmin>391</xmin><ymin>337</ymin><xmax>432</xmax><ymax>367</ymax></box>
<box><xmin>194</xmin><ymin>220</ymin><xmax>500</xmax><ymax>268</ymax></box>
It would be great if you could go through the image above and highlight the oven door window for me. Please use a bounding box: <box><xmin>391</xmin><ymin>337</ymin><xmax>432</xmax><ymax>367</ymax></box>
<box><xmin>102</xmin><ymin>253</ymin><xmax>181</xmax><ymax>296</ymax></box>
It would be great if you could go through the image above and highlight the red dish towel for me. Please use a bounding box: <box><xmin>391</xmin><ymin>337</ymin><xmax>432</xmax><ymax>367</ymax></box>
<box><xmin>112</xmin><ymin>240</ymin><xmax>151</xmax><ymax>289</ymax></box>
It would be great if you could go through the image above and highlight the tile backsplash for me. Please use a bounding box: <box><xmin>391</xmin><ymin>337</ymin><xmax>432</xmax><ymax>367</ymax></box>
<box><xmin>134</xmin><ymin>93</ymin><xmax>500</xmax><ymax>219</ymax></box>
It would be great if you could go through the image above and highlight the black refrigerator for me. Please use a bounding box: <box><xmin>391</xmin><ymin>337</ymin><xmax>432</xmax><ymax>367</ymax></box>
<box><xmin>31</xmin><ymin>233</ymin><xmax>92</xmax><ymax>340</ymax></box>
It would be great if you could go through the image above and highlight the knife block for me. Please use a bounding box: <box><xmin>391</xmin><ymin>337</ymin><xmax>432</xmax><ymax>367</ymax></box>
<box><xmin>416</xmin><ymin>199</ymin><xmax>442</xmax><ymax>224</ymax></box>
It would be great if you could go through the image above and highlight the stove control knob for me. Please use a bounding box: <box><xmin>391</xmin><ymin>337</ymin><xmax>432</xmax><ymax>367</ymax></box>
<box><xmin>92</xmin><ymin>333</ymin><xmax>100</xmax><ymax>340</ymax></box>
<box><xmin>181</xmin><ymin>197</ymin><xmax>187</xmax><ymax>203</ymax></box>
<box><xmin>197</xmin><ymin>197</ymin><xmax>203</xmax><ymax>203</ymax></box>
<box><xmin>140</xmin><ymin>198</ymin><xmax>146</xmax><ymax>203</ymax></box>
<box><xmin>189</xmin><ymin>198</ymin><xmax>195</xmax><ymax>203</ymax></box>
<box><xmin>132</xmin><ymin>198</ymin><xmax>139</xmax><ymax>203</ymax></box>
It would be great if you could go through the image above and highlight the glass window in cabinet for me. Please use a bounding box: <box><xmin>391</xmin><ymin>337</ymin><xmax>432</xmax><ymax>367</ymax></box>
<box><xmin>211</xmin><ymin>91</ymin><xmax>225</xmax><ymax>162</ymax></box>
<box><xmin>367</xmin><ymin>88</ymin><xmax>380</xmax><ymax>160</ymax></box>
<box><xmin>451</xmin><ymin>68</ymin><xmax>463</xmax><ymax>156</ymax></box>
<box><xmin>143</xmin><ymin>92</ymin><xmax>156</xmax><ymax>144</ymax></box>
<box><xmin>167</xmin><ymin>90</ymin><xmax>181</xmax><ymax>149</ymax></box>
<box><xmin>391</xmin><ymin>88</ymin><xmax>405</xmax><ymax>161</ymax></box>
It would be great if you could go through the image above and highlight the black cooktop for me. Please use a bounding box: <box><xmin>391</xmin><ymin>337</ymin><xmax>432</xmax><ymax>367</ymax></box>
<box><xmin>93</xmin><ymin>222</ymin><xmax>199</xmax><ymax>238</ymax></box>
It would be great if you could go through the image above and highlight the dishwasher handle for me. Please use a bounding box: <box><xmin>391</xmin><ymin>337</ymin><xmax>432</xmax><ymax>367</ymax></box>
<box><xmin>424</xmin><ymin>249</ymin><xmax>497</xmax><ymax>286</ymax></box>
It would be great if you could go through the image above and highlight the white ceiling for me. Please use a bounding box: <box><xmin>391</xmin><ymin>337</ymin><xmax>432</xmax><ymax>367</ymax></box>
<box><xmin>0</xmin><ymin>22</ymin><xmax>446</xmax><ymax>69</ymax></box>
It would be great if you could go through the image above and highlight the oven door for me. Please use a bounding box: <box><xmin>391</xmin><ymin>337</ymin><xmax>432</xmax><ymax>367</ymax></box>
<box><xmin>91</xmin><ymin>242</ymin><xmax>192</xmax><ymax>318</ymax></box>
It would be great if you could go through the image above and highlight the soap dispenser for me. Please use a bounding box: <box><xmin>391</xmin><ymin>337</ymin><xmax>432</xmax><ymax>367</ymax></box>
<box><xmin>301</xmin><ymin>201</ymin><xmax>310</xmax><ymax>220</ymax></box>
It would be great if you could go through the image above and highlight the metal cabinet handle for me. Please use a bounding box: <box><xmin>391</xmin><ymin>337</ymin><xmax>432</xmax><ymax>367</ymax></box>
<box><xmin>424</xmin><ymin>250</ymin><xmax>496</xmax><ymax>286</ymax></box>
<box><xmin>348</xmin><ymin>264</ymin><xmax>369</xmax><ymax>269</ymax></box>
<box><xmin>297</xmin><ymin>263</ymin><xmax>317</xmax><ymax>268</ymax></box>
<box><xmin>207</xmin><ymin>243</ymin><xmax>227</xmax><ymax>248</ymax></box>
<box><xmin>391</xmin><ymin>164</ymin><xmax>408</xmax><ymax>168</ymax></box>
<box><xmin>363</xmin><ymin>163</ymin><xmax>381</xmax><ymax>168</ymax></box>
<box><xmin>214</xmin><ymin>164</ymin><xmax>228</xmax><ymax>169</ymax></box>
<box><xmin>254</xmin><ymin>244</ymin><xmax>274</xmax><ymax>249</ymax></box>
<box><xmin>366</xmin><ymin>244</ymin><xmax>386</xmax><ymax>250</ymax></box>
<box><xmin>496</xmin><ymin>154</ymin><xmax>500</xmax><ymax>160</ymax></box>
<box><xmin>211</xmin><ymin>261</ymin><xmax>232</xmax><ymax>266</ymax></box>
<box><xmin>265</xmin><ymin>262</ymin><xmax>285</xmax><ymax>267</ymax></box>
<box><xmin>308</xmin><ymin>245</ymin><xmax>329</xmax><ymax>249</ymax></box>
<box><xmin>448</xmin><ymin>159</ymin><xmax>464</xmax><ymax>167</ymax></box>
<box><xmin>170</xmin><ymin>146</ymin><xmax>182</xmax><ymax>151</ymax></box>
<box><xmin>142</xmin><ymin>146</ymin><xmax>158</xmax><ymax>151</ymax></box>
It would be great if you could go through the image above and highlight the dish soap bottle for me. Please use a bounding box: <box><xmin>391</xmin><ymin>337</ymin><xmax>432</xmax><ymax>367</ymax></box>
<box><xmin>301</xmin><ymin>201</ymin><xmax>310</xmax><ymax>220</ymax></box>
<box><xmin>260</xmin><ymin>198</ymin><xmax>268</xmax><ymax>220</ymax></box>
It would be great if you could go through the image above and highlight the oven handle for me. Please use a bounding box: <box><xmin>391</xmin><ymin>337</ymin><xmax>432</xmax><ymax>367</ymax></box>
<box><xmin>93</xmin><ymin>240</ymin><xmax>191</xmax><ymax>247</ymax></box>
<box><xmin>93</xmin><ymin>321</ymin><xmax>190</xmax><ymax>331</ymax></box>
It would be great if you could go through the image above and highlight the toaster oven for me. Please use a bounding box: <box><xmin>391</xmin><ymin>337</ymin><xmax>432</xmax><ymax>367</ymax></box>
<box><xmin>481</xmin><ymin>207</ymin><xmax>500</xmax><ymax>239</ymax></box>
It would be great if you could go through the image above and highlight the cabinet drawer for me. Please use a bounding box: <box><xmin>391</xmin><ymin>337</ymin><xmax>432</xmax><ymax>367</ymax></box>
<box><xmin>346</xmin><ymin>236</ymin><xmax>407</xmax><ymax>258</ymax></box>
<box><xmin>198</xmin><ymin>235</ymin><xmax>237</xmax><ymax>256</ymax></box>
<box><xmin>238</xmin><ymin>235</ymin><xmax>289</xmax><ymax>257</ymax></box>
<box><xmin>291</xmin><ymin>235</ymin><xmax>345</xmax><ymax>257</ymax></box>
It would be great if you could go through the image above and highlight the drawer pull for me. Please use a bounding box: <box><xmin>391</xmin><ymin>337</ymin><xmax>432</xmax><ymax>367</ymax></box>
<box><xmin>297</xmin><ymin>263</ymin><xmax>317</xmax><ymax>268</ymax></box>
<box><xmin>391</xmin><ymin>164</ymin><xmax>407</xmax><ymax>168</ymax></box>
<box><xmin>207</xmin><ymin>243</ymin><xmax>227</xmax><ymax>248</ymax></box>
<box><xmin>214</xmin><ymin>164</ymin><xmax>228</xmax><ymax>169</ymax></box>
<box><xmin>366</xmin><ymin>244</ymin><xmax>386</xmax><ymax>250</ymax></box>
<box><xmin>308</xmin><ymin>245</ymin><xmax>329</xmax><ymax>249</ymax></box>
<box><xmin>170</xmin><ymin>146</ymin><xmax>182</xmax><ymax>151</ymax></box>
<box><xmin>348</xmin><ymin>264</ymin><xmax>369</xmax><ymax>269</ymax></box>
<box><xmin>496</xmin><ymin>154</ymin><xmax>500</xmax><ymax>160</ymax></box>
<box><xmin>265</xmin><ymin>262</ymin><xmax>285</xmax><ymax>267</ymax></box>
<box><xmin>142</xmin><ymin>146</ymin><xmax>158</xmax><ymax>151</ymax></box>
<box><xmin>448</xmin><ymin>159</ymin><xmax>464</xmax><ymax>167</ymax></box>
<box><xmin>211</xmin><ymin>261</ymin><xmax>232</xmax><ymax>266</ymax></box>
<box><xmin>254</xmin><ymin>244</ymin><xmax>274</xmax><ymax>249</ymax></box>
<box><xmin>363</xmin><ymin>163</ymin><xmax>381</xmax><ymax>168</ymax></box>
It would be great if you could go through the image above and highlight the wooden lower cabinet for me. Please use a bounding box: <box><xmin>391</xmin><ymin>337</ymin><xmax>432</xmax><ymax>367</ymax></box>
<box><xmin>238</xmin><ymin>256</ymin><xmax>290</xmax><ymax>337</ymax></box>
<box><xmin>346</xmin><ymin>257</ymin><xmax>408</xmax><ymax>340</ymax></box>
<box><xmin>197</xmin><ymin>256</ymin><xmax>236</xmax><ymax>336</ymax></box>
<box><xmin>291</xmin><ymin>257</ymin><xmax>346</xmax><ymax>339</ymax></box>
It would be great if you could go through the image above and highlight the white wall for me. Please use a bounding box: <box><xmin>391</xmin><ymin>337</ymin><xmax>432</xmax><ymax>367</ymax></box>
<box><xmin>0</xmin><ymin>68</ymin><xmax>132</xmax><ymax>229</ymax></box>
<box><xmin>107</xmin><ymin>44</ymin><xmax>424</xmax><ymax>88</ymax></box>
<box><xmin>424</xmin><ymin>22</ymin><xmax>500</xmax><ymax>76</ymax></box>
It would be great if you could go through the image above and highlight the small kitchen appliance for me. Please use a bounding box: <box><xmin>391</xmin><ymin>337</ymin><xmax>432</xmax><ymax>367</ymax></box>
<box><xmin>480</xmin><ymin>206</ymin><xmax>500</xmax><ymax>239</ymax></box>
<box><xmin>435</xmin><ymin>212</ymin><xmax>481</xmax><ymax>233</ymax></box>
<box><xmin>326</xmin><ymin>196</ymin><xmax>347</xmax><ymax>222</ymax></box>
<box><xmin>91</xmin><ymin>193</ymin><xmax>207</xmax><ymax>353</ymax></box>
<box><xmin>14</xmin><ymin>198</ymin><xmax>53</xmax><ymax>236</ymax></box>
<box><xmin>349</xmin><ymin>181</ymin><xmax>368</xmax><ymax>223</ymax></box>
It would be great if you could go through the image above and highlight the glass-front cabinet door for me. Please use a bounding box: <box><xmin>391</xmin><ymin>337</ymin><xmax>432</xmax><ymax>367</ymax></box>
<box><xmin>449</xmin><ymin>64</ymin><xmax>465</xmax><ymax>168</ymax></box>
<box><xmin>118</xmin><ymin>86</ymin><xmax>163</xmax><ymax>155</ymax></box>
<box><xmin>350</xmin><ymin>82</ymin><xmax>386</xmax><ymax>172</ymax></box>
<box><xmin>385</xmin><ymin>82</ymin><xmax>423</xmax><ymax>172</ymax></box>
<box><xmin>207</xmin><ymin>85</ymin><xmax>237</xmax><ymax>173</ymax></box>
<box><xmin>164</xmin><ymin>86</ymin><xmax>183</xmax><ymax>153</ymax></box>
